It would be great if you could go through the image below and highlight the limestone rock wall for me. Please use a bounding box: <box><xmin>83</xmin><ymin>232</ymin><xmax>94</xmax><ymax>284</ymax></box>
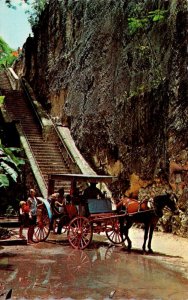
<box><xmin>14</xmin><ymin>0</ymin><xmax>188</xmax><ymax>206</ymax></box>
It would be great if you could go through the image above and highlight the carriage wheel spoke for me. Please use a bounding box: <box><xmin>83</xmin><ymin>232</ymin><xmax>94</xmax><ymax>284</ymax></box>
<box><xmin>68</xmin><ymin>217</ymin><xmax>93</xmax><ymax>249</ymax></box>
<box><xmin>106</xmin><ymin>220</ymin><xmax>126</xmax><ymax>244</ymax></box>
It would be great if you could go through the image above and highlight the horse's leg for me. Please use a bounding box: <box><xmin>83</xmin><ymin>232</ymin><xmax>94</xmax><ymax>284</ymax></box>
<box><xmin>124</xmin><ymin>223</ymin><xmax>132</xmax><ymax>251</ymax></box>
<box><xmin>119</xmin><ymin>216</ymin><xmax>132</xmax><ymax>250</ymax></box>
<box><xmin>143</xmin><ymin>223</ymin><xmax>149</xmax><ymax>253</ymax></box>
<box><xmin>147</xmin><ymin>224</ymin><xmax>155</xmax><ymax>253</ymax></box>
<box><xmin>119</xmin><ymin>216</ymin><xmax>125</xmax><ymax>240</ymax></box>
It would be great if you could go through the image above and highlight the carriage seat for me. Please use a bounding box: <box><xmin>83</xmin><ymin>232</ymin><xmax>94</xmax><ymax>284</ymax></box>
<box><xmin>87</xmin><ymin>198</ymin><xmax>112</xmax><ymax>214</ymax></box>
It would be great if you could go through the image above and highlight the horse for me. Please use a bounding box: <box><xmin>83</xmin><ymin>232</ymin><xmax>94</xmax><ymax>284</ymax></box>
<box><xmin>118</xmin><ymin>193</ymin><xmax>179</xmax><ymax>253</ymax></box>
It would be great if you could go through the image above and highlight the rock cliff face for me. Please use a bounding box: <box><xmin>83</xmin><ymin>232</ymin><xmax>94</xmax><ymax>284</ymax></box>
<box><xmin>14</xmin><ymin>0</ymin><xmax>188</xmax><ymax>200</ymax></box>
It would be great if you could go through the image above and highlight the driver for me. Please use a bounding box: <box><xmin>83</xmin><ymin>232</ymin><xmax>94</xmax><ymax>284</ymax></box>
<box><xmin>82</xmin><ymin>182</ymin><xmax>103</xmax><ymax>217</ymax></box>
<box><xmin>83</xmin><ymin>182</ymin><xmax>103</xmax><ymax>200</ymax></box>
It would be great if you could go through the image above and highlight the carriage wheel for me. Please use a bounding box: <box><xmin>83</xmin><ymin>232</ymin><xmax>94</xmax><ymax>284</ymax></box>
<box><xmin>105</xmin><ymin>245</ymin><xmax>116</xmax><ymax>260</ymax></box>
<box><xmin>66</xmin><ymin>250</ymin><xmax>91</xmax><ymax>279</ymax></box>
<box><xmin>32</xmin><ymin>207</ymin><xmax>51</xmax><ymax>243</ymax></box>
<box><xmin>67</xmin><ymin>216</ymin><xmax>93</xmax><ymax>250</ymax></box>
<box><xmin>106</xmin><ymin>219</ymin><xmax>126</xmax><ymax>244</ymax></box>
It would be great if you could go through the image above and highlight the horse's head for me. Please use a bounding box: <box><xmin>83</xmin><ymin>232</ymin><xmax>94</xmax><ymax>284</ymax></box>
<box><xmin>153</xmin><ymin>193</ymin><xmax>179</xmax><ymax>217</ymax></box>
<box><xmin>167</xmin><ymin>193</ymin><xmax>179</xmax><ymax>214</ymax></box>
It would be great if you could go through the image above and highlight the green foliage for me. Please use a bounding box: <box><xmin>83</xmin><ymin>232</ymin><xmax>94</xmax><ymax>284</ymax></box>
<box><xmin>0</xmin><ymin>174</ymin><xmax>9</xmax><ymax>187</ymax></box>
<box><xmin>0</xmin><ymin>96</ymin><xmax>5</xmax><ymax>105</ymax></box>
<box><xmin>25</xmin><ymin>0</ymin><xmax>48</xmax><ymax>26</ymax></box>
<box><xmin>4</xmin><ymin>0</ymin><xmax>29</xmax><ymax>9</ymax></box>
<box><xmin>148</xmin><ymin>9</ymin><xmax>167</xmax><ymax>22</ymax></box>
<box><xmin>0</xmin><ymin>144</ymin><xmax>25</xmax><ymax>188</ymax></box>
<box><xmin>0</xmin><ymin>36</ymin><xmax>17</xmax><ymax>69</ymax></box>
<box><xmin>128</xmin><ymin>17</ymin><xmax>149</xmax><ymax>35</ymax></box>
<box><xmin>128</xmin><ymin>9</ymin><xmax>168</xmax><ymax>35</ymax></box>
<box><xmin>3</xmin><ymin>0</ymin><xmax>48</xmax><ymax>27</ymax></box>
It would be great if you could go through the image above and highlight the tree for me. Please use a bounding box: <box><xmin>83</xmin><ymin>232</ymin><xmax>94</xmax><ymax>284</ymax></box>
<box><xmin>3</xmin><ymin>0</ymin><xmax>29</xmax><ymax>8</ymax></box>
<box><xmin>0</xmin><ymin>143</ymin><xmax>25</xmax><ymax>188</ymax></box>
<box><xmin>26</xmin><ymin>0</ymin><xmax>48</xmax><ymax>26</ymax></box>
<box><xmin>2</xmin><ymin>0</ymin><xmax>49</xmax><ymax>26</ymax></box>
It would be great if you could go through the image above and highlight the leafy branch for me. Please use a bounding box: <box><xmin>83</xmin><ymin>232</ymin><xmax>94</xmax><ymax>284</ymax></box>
<box><xmin>128</xmin><ymin>9</ymin><xmax>168</xmax><ymax>35</ymax></box>
<box><xmin>25</xmin><ymin>0</ymin><xmax>49</xmax><ymax>26</ymax></box>
<box><xmin>0</xmin><ymin>144</ymin><xmax>25</xmax><ymax>188</ymax></box>
<box><xmin>2</xmin><ymin>0</ymin><xmax>48</xmax><ymax>27</ymax></box>
<box><xmin>4</xmin><ymin>0</ymin><xmax>30</xmax><ymax>9</ymax></box>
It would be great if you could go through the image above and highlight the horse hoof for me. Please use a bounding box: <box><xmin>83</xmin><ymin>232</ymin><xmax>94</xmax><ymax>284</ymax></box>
<box><xmin>148</xmin><ymin>249</ymin><xmax>153</xmax><ymax>254</ymax></box>
<box><xmin>122</xmin><ymin>245</ymin><xmax>131</xmax><ymax>252</ymax></box>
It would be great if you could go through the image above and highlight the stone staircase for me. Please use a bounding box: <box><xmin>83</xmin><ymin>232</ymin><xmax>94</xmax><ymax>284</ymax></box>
<box><xmin>0</xmin><ymin>71</ymin><xmax>75</xmax><ymax>196</ymax></box>
<box><xmin>0</xmin><ymin>70</ymin><xmax>12</xmax><ymax>90</ymax></box>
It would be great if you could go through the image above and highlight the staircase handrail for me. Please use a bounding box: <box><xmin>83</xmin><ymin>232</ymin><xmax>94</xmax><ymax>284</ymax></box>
<box><xmin>20</xmin><ymin>77</ymin><xmax>44</xmax><ymax>131</ymax></box>
<box><xmin>50</xmin><ymin>120</ymin><xmax>80</xmax><ymax>173</ymax></box>
<box><xmin>6</xmin><ymin>68</ymin><xmax>19</xmax><ymax>90</ymax></box>
<box><xmin>1</xmin><ymin>94</ymin><xmax>47</xmax><ymax>197</ymax></box>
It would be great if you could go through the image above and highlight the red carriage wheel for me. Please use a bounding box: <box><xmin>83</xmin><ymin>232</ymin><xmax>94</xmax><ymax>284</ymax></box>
<box><xmin>105</xmin><ymin>245</ymin><xmax>116</xmax><ymax>260</ymax></box>
<box><xmin>66</xmin><ymin>250</ymin><xmax>91</xmax><ymax>279</ymax></box>
<box><xmin>67</xmin><ymin>216</ymin><xmax>93</xmax><ymax>249</ymax></box>
<box><xmin>32</xmin><ymin>206</ymin><xmax>51</xmax><ymax>243</ymax></box>
<box><xmin>106</xmin><ymin>218</ymin><xmax>126</xmax><ymax>244</ymax></box>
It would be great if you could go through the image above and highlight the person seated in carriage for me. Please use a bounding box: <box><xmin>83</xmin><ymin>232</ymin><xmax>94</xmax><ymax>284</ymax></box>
<box><xmin>83</xmin><ymin>182</ymin><xmax>104</xmax><ymax>216</ymax></box>
<box><xmin>50</xmin><ymin>188</ymin><xmax>78</xmax><ymax>234</ymax></box>
<box><xmin>56</xmin><ymin>187</ymin><xmax>66</xmax><ymax>213</ymax></box>
<box><xmin>83</xmin><ymin>182</ymin><xmax>103</xmax><ymax>200</ymax></box>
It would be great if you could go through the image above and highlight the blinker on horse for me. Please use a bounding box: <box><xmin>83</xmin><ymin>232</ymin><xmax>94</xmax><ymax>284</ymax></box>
<box><xmin>118</xmin><ymin>193</ymin><xmax>178</xmax><ymax>254</ymax></box>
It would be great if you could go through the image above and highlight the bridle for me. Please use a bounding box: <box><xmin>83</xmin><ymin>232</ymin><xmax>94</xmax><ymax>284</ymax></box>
<box><xmin>155</xmin><ymin>193</ymin><xmax>179</xmax><ymax>215</ymax></box>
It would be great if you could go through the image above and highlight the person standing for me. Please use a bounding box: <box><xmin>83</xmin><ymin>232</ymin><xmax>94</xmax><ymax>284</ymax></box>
<box><xmin>27</xmin><ymin>188</ymin><xmax>38</xmax><ymax>243</ymax></box>
<box><xmin>18</xmin><ymin>201</ymin><xmax>30</xmax><ymax>239</ymax></box>
<box><xmin>50</xmin><ymin>188</ymin><xmax>66</xmax><ymax>234</ymax></box>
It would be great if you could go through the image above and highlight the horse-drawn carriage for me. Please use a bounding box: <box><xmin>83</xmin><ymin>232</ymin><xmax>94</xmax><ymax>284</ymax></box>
<box><xmin>32</xmin><ymin>173</ymin><xmax>178</xmax><ymax>252</ymax></box>
<box><xmin>32</xmin><ymin>173</ymin><xmax>127</xmax><ymax>248</ymax></box>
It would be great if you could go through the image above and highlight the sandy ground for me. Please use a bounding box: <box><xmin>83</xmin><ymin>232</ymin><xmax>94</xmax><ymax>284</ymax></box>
<box><xmin>128</xmin><ymin>227</ymin><xmax>188</xmax><ymax>280</ymax></box>
<box><xmin>129</xmin><ymin>227</ymin><xmax>188</xmax><ymax>260</ymax></box>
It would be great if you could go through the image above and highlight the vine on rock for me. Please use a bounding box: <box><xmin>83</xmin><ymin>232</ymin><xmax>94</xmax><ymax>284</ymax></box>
<box><xmin>128</xmin><ymin>9</ymin><xmax>168</xmax><ymax>35</ymax></box>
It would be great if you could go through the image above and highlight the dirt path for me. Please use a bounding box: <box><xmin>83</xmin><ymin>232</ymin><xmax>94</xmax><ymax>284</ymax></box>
<box><xmin>129</xmin><ymin>228</ymin><xmax>188</xmax><ymax>280</ymax></box>
<box><xmin>129</xmin><ymin>227</ymin><xmax>188</xmax><ymax>260</ymax></box>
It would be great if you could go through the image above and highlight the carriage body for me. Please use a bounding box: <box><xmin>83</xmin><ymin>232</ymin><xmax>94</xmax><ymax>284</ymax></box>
<box><xmin>32</xmin><ymin>173</ymin><xmax>128</xmax><ymax>248</ymax></box>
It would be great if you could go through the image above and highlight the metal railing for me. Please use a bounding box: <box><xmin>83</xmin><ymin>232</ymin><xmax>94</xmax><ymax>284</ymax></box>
<box><xmin>20</xmin><ymin>77</ymin><xmax>43</xmax><ymax>132</ymax></box>
<box><xmin>50</xmin><ymin>119</ymin><xmax>80</xmax><ymax>174</ymax></box>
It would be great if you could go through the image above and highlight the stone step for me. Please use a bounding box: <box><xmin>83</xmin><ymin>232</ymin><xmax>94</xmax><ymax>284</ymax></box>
<box><xmin>33</xmin><ymin>153</ymin><xmax>64</xmax><ymax>159</ymax></box>
<box><xmin>0</xmin><ymin>71</ymin><xmax>77</xmax><ymax>199</ymax></box>
<box><xmin>29</xmin><ymin>143</ymin><xmax>59</xmax><ymax>149</ymax></box>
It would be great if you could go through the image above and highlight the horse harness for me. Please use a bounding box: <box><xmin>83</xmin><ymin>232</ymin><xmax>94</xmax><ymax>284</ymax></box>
<box><xmin>119</xmin><ymin>197</ymin><xmax>155</xmax><ymax>216</ymax></box>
